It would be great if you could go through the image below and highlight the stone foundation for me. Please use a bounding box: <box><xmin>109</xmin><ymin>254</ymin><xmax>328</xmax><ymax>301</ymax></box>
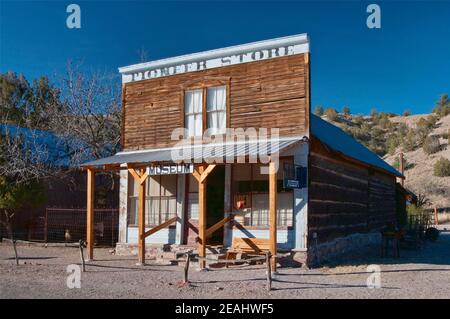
<box><xmin>308</xmin><ymin>232</ymin><xmax>381</xmax><ymax>267</ymax></box>
<box><xmin>115</xmin><ymin>242</ymin><xmax>171</xmax><ymax>258</ymax></box>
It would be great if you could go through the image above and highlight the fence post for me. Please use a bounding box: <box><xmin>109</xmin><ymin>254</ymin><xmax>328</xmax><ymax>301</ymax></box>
<box><xmin>183</xmin><ymin>253</ymin><xmax>191</xmax><ymax>284</ymax></box>
<box><xmin>44</xmin><ymin>209</ymin><xmax>48</xmax><ymax>243</ymax></box>
<box><xmin>79</xmin><ymin>240</ymin><xmax>86</xmax><ymax>272</ymax></box>
<box><xmin>434</xmin><ymin>207</ymin><xmax>439</xmax><ymax>226</ymax></box>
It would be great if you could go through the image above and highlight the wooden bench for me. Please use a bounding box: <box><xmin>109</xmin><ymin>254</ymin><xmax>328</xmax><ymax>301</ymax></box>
<box><xmin>225</xmin><ymin>237</ymin><xmax>271</xmax><ymax>268</ymax></box>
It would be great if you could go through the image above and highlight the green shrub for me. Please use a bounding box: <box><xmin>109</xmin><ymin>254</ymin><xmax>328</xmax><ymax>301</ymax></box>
<box><xmin>434</xmin><ymin>157</ymin><xmax>450</xmax><ymax>177</ymax></box>
<box><xmin>423</xmin><ymin>135</ymin><xmax>441</xmax><ymax>155</ymax></box>
<box><xmin>403</xmin><ymin>109</ymin><xmax>411</xmax><ymax>116</ymax></box>
<box><xmin>432</xmin><ymin>94</ymin><xmax>450</xmax><ymax>117</ymax></box>
<box><xmin>386</xmin><ymin>134</ymin><xmax>400</xmax><ymax>154</ymax></box>
<box><xmin>354</xmin><ymin>115</ymin><xmax>365</xmax><ymax>125</ymax></box>
<box><xmin>324</xmin><ymin>108</ymin><xmax>338</xmax><ymax>121</ymax></box>
<box><xmin>402</xmin><ymin>131</ymin><xmax>417</xmax><ymax>152</ymax></box>
<box><xmin>314</xmin><ymin>105</ymin><xmax>324</xmax><ymax>116</ymax></box>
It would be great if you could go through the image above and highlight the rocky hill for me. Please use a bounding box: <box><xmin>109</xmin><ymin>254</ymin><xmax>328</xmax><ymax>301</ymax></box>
<box><xmin>315</xmin><ymin>95</ymin><xmax>450</xmax><ymax>209</ymax></box>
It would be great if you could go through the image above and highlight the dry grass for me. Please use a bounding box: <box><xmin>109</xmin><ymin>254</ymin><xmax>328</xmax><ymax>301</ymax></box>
<box><xmin>385</xmin><ymin>114</ymin><xmax>450</xmax><ymax>208</ymax></box>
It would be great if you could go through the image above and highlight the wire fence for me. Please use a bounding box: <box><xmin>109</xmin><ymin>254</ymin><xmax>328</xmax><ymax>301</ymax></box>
<box><xmin>26</xmin><ymin>208</ymin><xmax>119</xmax><ymax>247</ymax></box>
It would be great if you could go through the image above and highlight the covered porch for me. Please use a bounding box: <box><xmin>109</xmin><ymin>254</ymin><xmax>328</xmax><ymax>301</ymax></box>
<box><xmin>81</xmin><ymin>138</ymin><xmax>308</xmax><ymax>271</ymax></box>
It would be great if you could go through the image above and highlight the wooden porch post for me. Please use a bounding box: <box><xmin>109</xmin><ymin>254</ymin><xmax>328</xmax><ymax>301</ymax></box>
<box><xmin>198</xmin><ymin>165</ymin><xmax>207</xmax><ymax>269</ymax></box>
<box><xmin>269</xmin><ymin>161</ymin><xmax>277</xmax><ymax>271</ymax></box>
<box><xmin>138</xmin><ymin>169</ymin><xmax>146</xmax><ymax>265</ymax></box>
<box><xmin>86</xmin><ymin>168</ymin><xmax>95</xmax><ymax>261</ymax></box>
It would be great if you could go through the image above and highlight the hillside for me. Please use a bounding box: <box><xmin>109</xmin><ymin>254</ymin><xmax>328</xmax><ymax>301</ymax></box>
<box><xmin>385</xmin><ymin>114</ymin><xmax>450</xmax><ymax>208</ymax></box>
<box><xmin>315</xmin><ymin>98</ymin><xmax>450</xmax><ymax>209</ymax></box>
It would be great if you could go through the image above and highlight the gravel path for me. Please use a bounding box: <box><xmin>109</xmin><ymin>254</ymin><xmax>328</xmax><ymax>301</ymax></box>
<box><xmin>1</xmin><ymin>230</ymin><xmax>449</xmax><ymax>299</ymax></box>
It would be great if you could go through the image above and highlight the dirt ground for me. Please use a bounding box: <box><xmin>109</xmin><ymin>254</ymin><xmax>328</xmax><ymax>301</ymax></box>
<box><xmin>1</xmin><ymin>228</ymin><xmax>450</xmax><ymax>299</ymax></box>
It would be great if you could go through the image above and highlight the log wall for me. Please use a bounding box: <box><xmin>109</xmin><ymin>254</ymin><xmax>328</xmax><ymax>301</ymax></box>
<box><xmin>308</xmin><ymin>137</ymin><xmax>396</xmax><ymax>244</ymax></box>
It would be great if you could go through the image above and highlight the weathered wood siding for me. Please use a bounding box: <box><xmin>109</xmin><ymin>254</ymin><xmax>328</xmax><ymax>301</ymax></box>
<box><xmin>122</xmin><ymin>54</ymin><xmax>309</xmax><ymax>150</ymax></box>
<box><xmin>308</xmin><ymin>137</ymin><xmax>396</xmax><ymax>244</ymax></box>
<box><xmin>368</xmin><ymin>171</ymin><xmax>397</xmax><ymax>230</ymax></box>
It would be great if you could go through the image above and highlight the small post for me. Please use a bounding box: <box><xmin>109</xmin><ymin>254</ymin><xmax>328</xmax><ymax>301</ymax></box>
<box><xmin>86</xmin><ymin>168</ymin><xmax>95</xmax><ymax>261</ymax></box>
<box><xmin>198</xmin><ymin>165</ymin><xmax>207</xmax><ymax>269</ymax></box>
<box><xmin>266</xmin><ymin>252</ymin><xmax>272</xmax><ymax>292</ymax></box>
<box><xmin>269</xmin><ymin>161</ymin><xmax>277</xmax><ymax>272</ymax></box>
<box><xmin>79</xmin><ymin>240</ymin><xmax>86</xmax><ymax>272</ymax></box>
<box><xmin>183</xmin><ymin>253</ymin><xmax>191</xmax><ymax>284</ymax></box>
<box><xmin>137</xmin><ymin>169</ymin><xmax>146</xmax><ymax>265</ymax></box>
<box><xmin>313</xmin><ymin>232</ymin><xmax>321</xmax><ymax>266</ymax></box>
<box><xmin>12</xmin><ymin>239</ymin><xmax>19</xmax><ymax>266</ymax></box>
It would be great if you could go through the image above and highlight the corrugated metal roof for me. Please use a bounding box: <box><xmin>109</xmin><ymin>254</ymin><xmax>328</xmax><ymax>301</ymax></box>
<box><xmin>310</xmin><ymin>114</ymin><xmax>403</xmax><ymax>177</ymax></box>
<box><xmin>81</xmin><ymin>137</ymin><xmax>303</xmax><ymax>167</ymax></box>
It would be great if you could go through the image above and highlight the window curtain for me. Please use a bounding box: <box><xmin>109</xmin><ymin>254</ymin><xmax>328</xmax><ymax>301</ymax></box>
<box><xmin>207</xmin><ymin>86</ymin><xmax>226</xmax><ymax>134</ymax></box>
<box><xmin>185</xmin><ymin>89</ymin><xmax>203</xmax><ymax>137</ymax></box>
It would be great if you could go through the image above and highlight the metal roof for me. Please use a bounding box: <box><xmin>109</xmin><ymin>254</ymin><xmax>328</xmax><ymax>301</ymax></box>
<box><xmin>81</xmin><ymin>137</ymin><xmax>303</xmax><ymax>168</ymax></box>
<box><xmin>310</xmin><ymin>114</ymin><xmax>403</xmax><ymax>177</ymax></box>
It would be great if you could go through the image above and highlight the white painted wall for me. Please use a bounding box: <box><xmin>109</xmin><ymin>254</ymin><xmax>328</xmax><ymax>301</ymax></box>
<box><xmin>293</xmin><ymin>142</ymin><xmax>309</xmax><ymax>250</ymax></box>
<box><xmin>119</xmin><ymin>172</ymin><xmax>185</xmax><ymax>245</ymax></box>
<box><xmin>118</xmin><ymin>169</ymin><xmax>128</xmax><ymax>244</ymax></box>
<box><xmin>224</xmin><ymin>142</ymin><xmax>308</xmax><ymax>251</ymax></box>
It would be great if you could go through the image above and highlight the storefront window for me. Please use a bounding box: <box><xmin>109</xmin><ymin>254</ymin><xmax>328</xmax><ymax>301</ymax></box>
<box><xmin>187</xmin><ymin>174</ymin><xmax>199</xmax><ymax>220</ymax></box>
<box><xmin>128</xmin><ymin>174</ymin><xmax>177</xmax><ymax>226</ymax></box>
<box><xmin>231</xmin><ymin>161</ymin><xmax>294</xmax><ymax>227</ymax></box>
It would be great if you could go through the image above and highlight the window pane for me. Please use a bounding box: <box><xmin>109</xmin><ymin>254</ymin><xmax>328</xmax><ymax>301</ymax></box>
<box><xmin>161</xmin><ymin>175</ymin><xmax>177</xmax><ymax>196</ymax></box>
<box><xmin>188</xmin><ymin>193</ymin><xmax>199</xmax><ymax>219</ymax></box>
<box><xmin>128</xmin><ymin>197</ymin><xmax>138</xmax><ymax>225</ymax></box>
<box><xmin>148</xmin><ymin>176</ymin><xmax>160</xmax><ymax>196</ymax></box>
<box><xmin>207</xmin><ymin>86</ymin><xmax>226</xmax><ymax>132</ymax></box>
<box><xmin>192</xmin><ymin>90</ymin><xmax>203</xmax><ymax>113</ymax></box>
<box><xmin>207</xmin><ymin>86</ymin><xmax>226</xmax><ymax>111</ymax></box>
<box><xmin>148</xmin><ymin>198</ymin><xmax>160</xmax><ymax>225</ymax></box>
<box><xmin>194</xmin><ymin>114</ymin><xmax>202</xmax><ymax>136</ymax></box>
<box><xmin>207</xmin><ymin>112</ymin><xmax>217</xmax><ymax>133</ymax></box>
<box><xmin>186</xmin><ymin>114</ymin><xmax>194</xmax><ymax>137</ymax></box>
<box><xmin>185</xmin><ymin>91</ymin><xmax>193</xmax><ymax>113</ymax></box>
<box><xmin>217</xmin><ymin>111</ymin><xmax>226</xmax><ymax>133</ymax></box>
<box><xmin>185</xmin><ymin>90</ymin><xmax>203</xmax><ymax>137</ymax></box>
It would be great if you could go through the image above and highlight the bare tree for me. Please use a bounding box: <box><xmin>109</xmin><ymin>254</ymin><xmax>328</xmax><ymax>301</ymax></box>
<box><xmin>48</xmin><ymin>62</ymin><xmax>122</xmax><ymax>189</ymax></box>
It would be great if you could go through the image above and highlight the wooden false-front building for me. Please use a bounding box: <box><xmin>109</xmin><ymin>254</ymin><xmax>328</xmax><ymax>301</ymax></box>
<box><xmin>82</xmin><ymin>34</ymin><xmax>403</xmax><ymax>267</ymax></box>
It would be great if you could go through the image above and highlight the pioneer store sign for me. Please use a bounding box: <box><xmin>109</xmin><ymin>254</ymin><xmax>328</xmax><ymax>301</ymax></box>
<box><xmin>120</xmin><ymin>34</ymin><xmax>309</xmax><ymax>83</ymax></box>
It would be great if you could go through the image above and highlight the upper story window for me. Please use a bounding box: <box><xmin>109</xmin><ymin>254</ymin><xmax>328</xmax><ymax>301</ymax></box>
<box><xmin>184</xmin><ymin>89</ymin><xmax>203</xmax><ymax>137</ymax></box>
<box><xmin>184</xmin><ymin>85</ymin><xmax>227</xmax><ymax>137</ymax></box>
<box><xmin>207</xmin><ymin>86</ymin><xmax>227</xmax><ymax>135</ymax></box>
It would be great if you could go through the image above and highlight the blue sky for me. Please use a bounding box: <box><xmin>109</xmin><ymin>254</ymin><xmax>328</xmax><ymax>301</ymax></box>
<box><xmin>1</xmin><ymin>0</ymin><xmax>449</xmax><ymax>115</ymax></box>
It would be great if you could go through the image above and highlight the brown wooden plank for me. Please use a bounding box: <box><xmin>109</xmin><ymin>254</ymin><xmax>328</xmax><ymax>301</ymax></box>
<box><xmin>269</xmin><ymin>161</ymin><xmax>277</xmax><ymax>271</ymax></box>
<box><xmin>86</xmin><ymin>168</ymin><xmax>94</xmax><ymax>260</ymax></box>
<box><xmin>122</xmin><ymin>54</ymin><xmax>309</xmax><ymax>151</ymax></box>
<box><xmin>138</xmin><ymin>169</ymin><xmax>146</xmax><ymax>264</ymax></box>
<box><xmin>144</xmin><ymin>216</ymin><xmax>177</xmax><ymax>238</ymax></box>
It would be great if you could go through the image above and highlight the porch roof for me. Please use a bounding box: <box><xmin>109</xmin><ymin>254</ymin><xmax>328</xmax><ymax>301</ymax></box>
<box><xmin>81</xmin><ymin>136</ymin><xmax>304</xmax><ymax>169</ymax></box>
